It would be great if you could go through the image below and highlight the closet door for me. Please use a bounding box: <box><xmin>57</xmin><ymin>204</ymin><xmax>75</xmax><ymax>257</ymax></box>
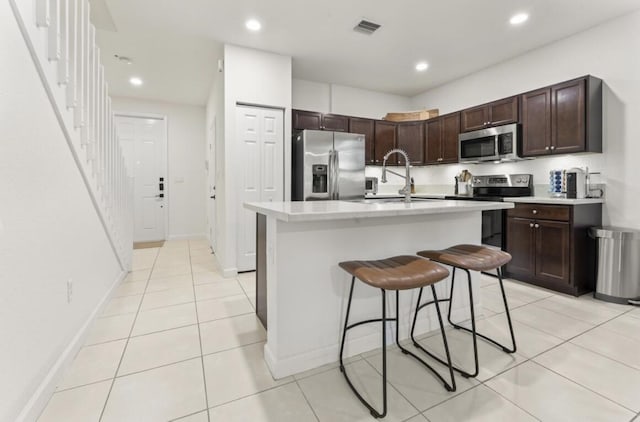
<box><xmin>236</xmin><ymin>105</ymin><xmax>284</xmax><ymax>271</ymax></box>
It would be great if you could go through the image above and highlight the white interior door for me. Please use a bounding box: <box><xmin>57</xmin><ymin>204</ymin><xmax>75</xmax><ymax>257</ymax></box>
<box><xmin>207</xmin><ymin>119</ymin><xmax>217</xmax><ymax>252</ymax></box>
<box><xmin>116</xmin><ymin>115</ymin><xmax>167</xmax><ymax>242</ymax></box>
<box><xmin>236</xmin><ymin>105</ymin><xmax>284</xmax><ymax>271</ymax></box>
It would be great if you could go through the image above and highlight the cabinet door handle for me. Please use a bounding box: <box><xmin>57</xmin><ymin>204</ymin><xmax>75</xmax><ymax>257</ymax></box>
<box><xmin>437</xmin><ymin>157</ymin><xmax>443</xmax><ymax>162</ymax></box>
<box><xmin>534</xmin><ymin>223</ymin><xmax>540</xmax><ymax>228</ymax></box>
<box><xmin>532</xmin><ymin>209</ymin><xmax>538</xmax><ymax>214</ymax></box>
<box><xmin>545</xmin><ymin>146</ymin><xmax>550</xmax><ymax>150</ymax></box>
<box><xmin>529</xmin><ymin>223</ymin><xmax>534</xmax><ymax>228</ymax></box>
<box><xmin>550</xmin><ymin>145</ymin><xmax>556</xmax><ymax>150</ymax></box>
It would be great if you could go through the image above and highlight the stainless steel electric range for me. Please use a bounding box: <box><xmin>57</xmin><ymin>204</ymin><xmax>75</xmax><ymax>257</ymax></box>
<box><xmin>445</xmin><ymin>174</ymin><xmax>533</xmax><ymax>250</ymax></box>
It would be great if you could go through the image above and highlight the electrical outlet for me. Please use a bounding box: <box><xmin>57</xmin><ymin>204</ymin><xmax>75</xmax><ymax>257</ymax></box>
<box><xmin>67</xmin><ymin>279</ymin><xmax>73</xmax><ymax>303</ymax></box>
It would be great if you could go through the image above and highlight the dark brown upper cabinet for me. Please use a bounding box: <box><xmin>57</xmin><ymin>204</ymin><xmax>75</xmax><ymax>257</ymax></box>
<box><xmin>349</xmin><ymin>117</ymin><xmax>376</xmax><ymax>165</ymax></box>
<box><xmin>396</xmin><ymin>121</ymin><xmax>425</xmax><ymax>165</ymax></box>
<box><xmin>322</xmin><ymin>114</ymin><xmax>350</xmax><ymax>132</ymax></box>
<box><xmin>292</xmin><ymin>110</ymin><xmax>322</xmax><ymax>130</ymax></box>
<box><xmin>521</xmin><ymin>88</ymin><xmax>552</xmax><ymax>156</ymax></box>
<box><xmin>426</xmin><ymin>113</ymin><xmax>461</xmax><ymax>164</ymax></box>
<box><xmin>521</xmin><ymin>76</ymin><xmax>602</xmax><ymax>157</ymax></box>
<box><xmin>461</xmin><ymin>96</ymin><xmax>519</xmax><ymax>132</ymax></box>
<box><xmin>292</xmin><ymin>109</ymin><xmax>349</xmax><ymax>132</ymax></box>
<box><xmin>374</xmin><ymin>121</ymin><xmax>397</xmax><ymax>164</ymax></box>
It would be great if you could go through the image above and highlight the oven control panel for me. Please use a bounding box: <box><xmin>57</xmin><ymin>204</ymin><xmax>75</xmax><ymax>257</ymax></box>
<box><xmin>472</xmin><ymin>174</ymin><xmax>532</xmax><ymax>188</ymax></box>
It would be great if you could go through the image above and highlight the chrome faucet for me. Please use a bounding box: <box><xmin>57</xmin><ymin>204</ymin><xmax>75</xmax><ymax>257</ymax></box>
<box><xmin>381</xmin><ymin>149</ymin><xmax>412</xmax><ymax>203</ymax></box>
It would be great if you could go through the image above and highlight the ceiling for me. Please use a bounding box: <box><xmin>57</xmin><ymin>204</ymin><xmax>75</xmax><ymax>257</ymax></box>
<box><xmin>94</xmin><ymin>0</ymin><xmax>640</xmax><ymax>106</ymax></box>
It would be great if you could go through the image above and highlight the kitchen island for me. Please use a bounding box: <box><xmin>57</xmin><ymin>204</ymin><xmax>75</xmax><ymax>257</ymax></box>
<box><xmin>244</xmin><ymin>199</ymin><xmax>514</xmax><ymax>379</ymax></box>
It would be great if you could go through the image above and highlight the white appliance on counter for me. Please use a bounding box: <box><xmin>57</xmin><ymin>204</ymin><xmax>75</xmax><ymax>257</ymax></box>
<box><xmin>566</xmin><ymin>167</ymin><xmax>587</xmax><ymax>199</ymax></box>
<box><xmin>292</xmin><ymin>130</ymin><xmax>365</xmax><ymax>201</ymax></box>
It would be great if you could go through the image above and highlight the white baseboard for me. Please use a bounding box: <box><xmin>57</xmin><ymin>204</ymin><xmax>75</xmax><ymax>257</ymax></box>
<box><xmin>223</xmin><ymin>267</ymin><xmax>238</xmax><ymax>278</ymax></box>
<box><xmin>264</xmin><ymin>307</ymin><xmax>473</xmax><ymax>379</ymax></box>
<box><xmin>17</xmin><ymin>270</ymin><xmax>127</xmax><ymax>422</ymax></box>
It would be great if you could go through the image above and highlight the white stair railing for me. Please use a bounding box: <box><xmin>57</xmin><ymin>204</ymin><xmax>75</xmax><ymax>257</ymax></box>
<box><xmin>10</xmin><ymin>0</ymin><xmax>134</xmax><ymax>270</ymax></box>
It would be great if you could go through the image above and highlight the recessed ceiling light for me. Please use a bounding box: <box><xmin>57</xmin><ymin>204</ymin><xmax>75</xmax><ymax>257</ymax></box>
<box><xmin>129</xmin><ymin>77</ymin><xmax>143</xmax><ymax>86</ymax></box>
<box><xmin>415</xmin><ymin>62</ymin><xmax>429</xmax><ymax>71</ymax></box>
<box><xmin>510</xmin><ymin>13</ymin><xmax>529</xmax><ymax>25</ymax></box>
<box><xmin>245</xmin><ymin>19</ymin><xmax>261</xmax><ymax>31</ymax></box>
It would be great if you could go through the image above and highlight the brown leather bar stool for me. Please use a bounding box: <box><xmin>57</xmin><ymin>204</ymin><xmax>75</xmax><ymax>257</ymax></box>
<box><xmin>412</xmin><ymin>245</ymin><xmax>516</xmax><ymax>379</ymax></box>
<box><xmin>339</xmin><ymin>255</ymin><xmax>455</xmax><ymax>419</ymax></box>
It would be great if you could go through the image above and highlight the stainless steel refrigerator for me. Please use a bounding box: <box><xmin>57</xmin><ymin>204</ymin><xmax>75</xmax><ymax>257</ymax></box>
<box><xmin>292</xmin><ymin>130</ymin><xmax>365</xmax><ymax>201</ymax></box>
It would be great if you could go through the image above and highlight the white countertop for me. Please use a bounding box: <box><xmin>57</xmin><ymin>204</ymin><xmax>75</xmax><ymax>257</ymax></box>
<box><xmin>245</xmin><ymin>199</ymin><xmax>513</xmax><ymax>222</ymax></box>
<box><xmin>505</xmin><ymin>196</ymin><xmax>605</xmax><ymax>205</ymax></box>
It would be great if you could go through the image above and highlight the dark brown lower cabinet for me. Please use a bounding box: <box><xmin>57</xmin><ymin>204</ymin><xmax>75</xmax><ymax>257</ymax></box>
<box><xmin>535</xmin><ymin>220</ymin><xmax>571</xmax><ymax>285</ymax></box>
<box><xmin>505</xmin><ymin>203</ymin><xmax>601</xmax><ymax>296</ymax></box>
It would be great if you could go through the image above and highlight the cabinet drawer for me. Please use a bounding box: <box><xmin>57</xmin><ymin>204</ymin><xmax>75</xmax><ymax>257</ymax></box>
<box><xmin>507</xmin><ymin>203</ymin><xmax>571</xmax><ymax>221</ymax></box>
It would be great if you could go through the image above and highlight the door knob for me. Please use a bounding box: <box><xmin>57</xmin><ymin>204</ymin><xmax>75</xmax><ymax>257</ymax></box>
<box><xmin>210</xmin><ymin>195</ymin><xmax>216</xmax><ymax>199</ymax></box>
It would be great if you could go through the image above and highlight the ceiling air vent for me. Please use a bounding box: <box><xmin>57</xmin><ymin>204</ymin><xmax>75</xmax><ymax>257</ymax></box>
<box><xmin>354</xmin><ymin>19</ymin><xmax>381</xmax><ymax>35</ymax></box>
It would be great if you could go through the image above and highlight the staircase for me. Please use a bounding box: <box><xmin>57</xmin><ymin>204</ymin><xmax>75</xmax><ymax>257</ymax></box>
<box><xmin>9</xmin><ymin>0</ymin><xmax>133</xmax><ymax>270</ymax></box>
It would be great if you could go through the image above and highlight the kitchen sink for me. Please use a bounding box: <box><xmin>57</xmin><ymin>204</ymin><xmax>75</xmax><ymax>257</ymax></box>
<box><xmin>346</xmin><ymin>197</ymin><xmax>438</xmax><ymax>204</ymax></box>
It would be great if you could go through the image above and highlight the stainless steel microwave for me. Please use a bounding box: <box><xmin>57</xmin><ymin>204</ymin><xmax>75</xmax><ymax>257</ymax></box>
<box><xmin>459</xmin><ymin>123</ymin><xmax>522</xmax><ymax>163</ymax></box>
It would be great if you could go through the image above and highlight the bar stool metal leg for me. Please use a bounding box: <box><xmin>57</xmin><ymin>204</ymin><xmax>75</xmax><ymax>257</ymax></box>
<box><xmin>396</xmin><ymin>288</ymin><xmax>456</xmax><ymax>392</ymax></box>
<box><xmin>447</xmin><ymin>267</ymin><xmax>517</xmax><ymax>353</ymax></box>
<box><xmin>409</xmin><ymin>271</ymin><xmax>479</xmax><ymax>378</ymax></box>
<box><xmin>497</xmin><ymin>268</ymin><xmax>517</xmax><ymax>352</ymax></box>
<box><xmin>339</xmin><ymin>277</ymin><xmax>388</xmax><ymax>418</ymax></box>
<box><xmin>430</xmin><ymin>266</ymin><xmax>517</xmax><ymax>378</ymax></box>
<box><xmin>449</xmin><ymin>268</ymin><xmax>480</xmax><ymax>378</ymax></box>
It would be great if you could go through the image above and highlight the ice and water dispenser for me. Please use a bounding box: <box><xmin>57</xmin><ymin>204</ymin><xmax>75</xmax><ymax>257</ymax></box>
<box><xmin>312</xmin><ymin>164</ymin><xmax>328</xmax><ymax>193</ymax></box>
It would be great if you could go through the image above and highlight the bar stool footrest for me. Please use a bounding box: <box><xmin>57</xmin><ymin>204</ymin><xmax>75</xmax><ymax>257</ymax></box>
<box><xmin>447</xmin><ymin>320</ymin><xmax>516</xmax><ymax>354</ymax></box>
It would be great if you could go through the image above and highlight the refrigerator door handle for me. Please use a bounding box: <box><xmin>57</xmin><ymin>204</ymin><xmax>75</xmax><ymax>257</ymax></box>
<box><xmin>331</xmin><ymin>150</ymin><xmax>338</xmax><ymax>200</ymax></box>
<box><xmin>334</xmin><ymin>150</ymin><xmax>340</xmax><ymax>199</ymax></box>
<box><xmin>327</xmin><ymin>150</ymin><xmax>335</xmax><ymax>199</ymax></box>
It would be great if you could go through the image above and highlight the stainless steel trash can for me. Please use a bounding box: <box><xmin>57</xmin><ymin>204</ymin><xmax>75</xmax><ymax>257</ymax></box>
<box><xmin>589</xmin><ymin>227</ymin><xmax>640</xmax><ymax>304</ymax></box>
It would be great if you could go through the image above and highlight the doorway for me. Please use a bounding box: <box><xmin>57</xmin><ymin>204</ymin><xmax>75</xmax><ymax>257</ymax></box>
<box><xmin>207</xmin><ymin>118</ymin><xmax>217</xmax><ymax>252</ymax></box>
<box><xmin>115</xmin><ymin>114</ymin><xmax>168</xmax><ymax>242</ymax></box>
<box><xmin>235</xmin><ymin>105</ymin><xmax>284</xmax><ymax>272</ymax></box>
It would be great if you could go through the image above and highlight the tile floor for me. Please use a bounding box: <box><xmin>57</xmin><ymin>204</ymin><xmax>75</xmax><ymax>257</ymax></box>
<box><xmin>38</xmin><ymin>239</ymin><xmax>640</xmax><ymax>421</ymax></box>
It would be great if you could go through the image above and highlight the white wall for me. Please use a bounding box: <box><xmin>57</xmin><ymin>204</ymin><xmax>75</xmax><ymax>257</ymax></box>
<box><xmin>292</xmin><ymin>79</ymin><xmax>331</xmax><ymax>113</ymax></box>
<box><xmin>220</xmin><ymin>45</ymin><xmax>292</xmax><ymax>275</ymax></box>
<box><xmin>292</xmin><ymin>79</ymin><xmax>412</xmax><ymax>119</ymax></box>
<box><xmin>0</xmin><ymin>3</ymin><xmax>123</xmax><ymax>420</ymax></box>
<box><xmin>406</xmin><ymin>10</ymin><xmax>640</xmax><ymax>228</ymax></box>
<box><xmin>112</xmin><ymin>97</ymin><xmax>207</xmax><ymax>239</ymax></box>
